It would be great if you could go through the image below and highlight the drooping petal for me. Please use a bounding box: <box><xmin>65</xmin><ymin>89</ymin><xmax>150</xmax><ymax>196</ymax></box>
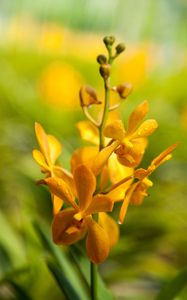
<box><xmin>127</xmin><ymin>100</ymin><xmax>149</xmax><ymax>134</ymax></box>
<box><xmin>99</xmin><ymin>212</ymin><xmax>119</xmax><ymax>248</ymax></box>
<box><xmin>74</xmin><ymin>165</ymin><xmax>96</xmax><ymax>211</ymax></box>
<box><xmin>47</xmin><ymin>134</ymin><xmax>62</xmax><ymax>164</ymax></box>
<box><xmin>150</xmin><ymin>142</ymin><xmax>178</xmax><ymax>168</ymax></box>
<box><xmin>92</xmin><ymin>141</ymin><xmax>120</xmax><ymax>176</ymax></box>
<box><xmin>77</xmin><ymin>121</ymin><xmax>99</xmax><ymax>145</ymax></box>
<box><xmin>104</xmin><ymin>120</ymin><xmax>126</xmax><ymax>141</ymax></box>
<box><xmin>32</xmin><ymin>149</ymin><xmax>49</xmax><ymax>170</ymax></box>
<box><xmin>44</xmin><ymin>177</ymin><xmax>78</xmax><ymax>210</ymax></box>
<box><xmin>53</xmin><ymin>166</ymin><xmax>76</xmax><ymax>195</ymax></box>
<box><xmin>131</xmin><ymin>119</ymin><xmax>158</xmax><ymax>139</ymax></box>
<box><xmin>71</xmin><ymin>146</ymin><xmax>98</xmax><ymax>173</ymax></box>
<box><xmin>52</xmin><ymin>194</ymin><xmax>63</xmax><ymax>215</ymax></box>
<box><xmin>35</xmin><ymin>122</ymin><xmax>50</xmax><ymax>164</ymax></box>
<box><xmin>84</xmin><ymin>195</ymin><xmax>114</xmax><ymax>216</ymax></box>
<box><xmin>52</xmin><ymin>209</ymin><xmax>86</xmax><ymax>245</ymax></box>
<box><xmin>119</xmin><ymin>182</ymin><xmax>139</xmax><ymax>224</ymax></box>
<box><xmin>86</xmin><ymin>217</ymin><xmax>110</xmax><ymax>264</ymax></box>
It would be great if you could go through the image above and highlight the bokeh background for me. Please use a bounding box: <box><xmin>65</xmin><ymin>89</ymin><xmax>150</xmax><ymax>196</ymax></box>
<box><xmin>0</xmin><ymin>0</ymin><xmax>187</xmax><ymax>299</ymax></box>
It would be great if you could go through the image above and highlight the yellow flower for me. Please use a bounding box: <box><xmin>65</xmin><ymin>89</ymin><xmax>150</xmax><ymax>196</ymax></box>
<box><xmin>32</xmin><ymin>122</ymin><xmax>74</xmax><ymax>214</ymax></box>
<box><xmin>71</xmin><ymin>120</ymin><xmax>133</xmax><ymax>199</ymax></box>
<box><xmin>45</xmin><ymin>164</ymin><xmax>118</xmax><ymax>264</ymax></box>
<box><xmin>119</xmin><ymin>143</ymin><xmax>178</xmax><ymax>224</ymax></box>
<box><xmin>104</xmin><ymin>100</ymin><xmax>158</xmax><ymax>167</ymax></box>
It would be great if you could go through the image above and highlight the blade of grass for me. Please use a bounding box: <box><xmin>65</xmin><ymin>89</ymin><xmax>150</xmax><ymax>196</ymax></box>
<box><xmin>47</xmin><ymin>259</ymin><xmax>82</xmax><ymax>300</ymax></box>
<box><xmin>33</xmin><ymin>220</ymin><xmax>89</xmax><ymax>300</ymax></box>
<box><xmin>70</xmin><ymin>244</ymin><xmax>114</xmax><ymax>300</ymax></box>
<box><xmin>155</xmin><ymin>267</ymin><xmax>187</xmax><ymax>300</ymax></box>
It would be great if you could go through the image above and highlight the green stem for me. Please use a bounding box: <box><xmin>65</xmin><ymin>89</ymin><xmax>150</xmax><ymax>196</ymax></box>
<box><xmin>91</xmin><ymin>262</ymin><xmax>97</xmax><ymax>300</ymax></box>
<box><xmin>99</xmin><ymin>79</ymin><xmax>110</xmax><ymax>150</ymax></box>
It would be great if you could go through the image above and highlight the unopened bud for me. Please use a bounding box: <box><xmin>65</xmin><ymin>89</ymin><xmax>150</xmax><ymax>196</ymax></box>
<box><xmin>115</xmin><ymin>43</ymin><xmax>126</xmax><ymax>55</ymax></box>
<box><xmin>103</xmin><ymin>35</ymin><xmax>115</xmax><ymax>47</ymax></box>
<box><xmin>97</xmin><ymin>54</ymin><xmax>107</xmax><ymax>65</ymax></box>
<box><xmin>99</xmin><ymin>64</ymin><xmax>111</xmax><ymax>80</ymax></box>
<box><xmin>79</xmin><ymin>85</ymin><xmax>102</xmax><ymax>107</ymax></box>
<box><xmin>116</xmin><ymin>83</ymin><xmax>132</xmax><ymax>99</ymax></box>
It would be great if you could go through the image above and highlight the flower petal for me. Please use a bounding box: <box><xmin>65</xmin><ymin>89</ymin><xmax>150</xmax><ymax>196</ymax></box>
<box><xmin>127</xmin><ymin>100</ymin><xmax>149</xmax><ymax>134</ymax></box>
<box><xmin>130</xmin><ymin>181</ymin><xmax>150</xmax><ymax>205</ymax></box>
<box><xmin>100</xmin><ymin>165</ymin><xmax>110</xmax><ymax>191</ymax></box>
<box><xmin>85</xmin><ymin>195</ymin><xmax>114</xmax><ymax>216</ymax></box>
<box><xmin>150</xmin><ymin>142</ymin><xmax>178</xmax><ymax>168</ymax></box>
<box><xmin>131</xmin><ymin>119</ymin><xmax>158</xmax><ymax>139</ymax></box>
<box><xmin>108</xmin><ymin>153</ymin><xmax>133</xmax><ymax>184</ymax></box>
<box><xmin>71</xmin><ymin>146</ymin><xmax>98</xmax><ymax>173</ymax></box>
<box><xmin>52</xmin><ymin>209</ymin><xmax>85</xmax><ymax>245</ymax></box>
<box><xmin>32</xmin><ymin>149</ymin><xmax>49</xmax><ymax>170</ymax></box>
<box><xmin>116</xmin><ymin>138</ymin><xmax>147</xmax><ymax>168</ymax></box>
<box><xmin>47</xmin><ymin>134</ymin><xmax>62</xmax><ymax>164</ymax></box>
<box><xmin>119</xmin><ymin>182</ymin><xmax>139</xmax><ymax>224</ymax></box>
<box><xmin>52</xmin><ymin>194</ymin><xmax>63</xmax><ymax>215</ymax></box>
<box><xmin>92</xmin><ymin>141</ymin><xmax>120</xmax><ymax>176</ymax></box>
<box><xmin>86</xmin><ymin>217</ymin><xmax>110</xmax><ymax>264</ymax></box>
<box><xmin>99</xmin><ymin>212</ymin><xmax>119</xmax><ymax>248</ymax></box>
<box><xmin>74</xmin><ymin>165</ymin><xmax>96</xmax><ymax>211</ymax></box>
<box><xmin>44</xmin><ymin>177</ymin><xmax>78</xmax><ymax>210</ymax></box>
<box><xmin>53</xmin><ymin>166</ymin><xmax>76</xmax><ymax>195</ymax></box>
<box><xmin>35</xmin><ymin>122</ymin><xmax>50</xmax><ymax>164</ymax></box>
<box><xmin>77</xmin><ymin>121</ymin><xmax>99</xmax><ymax>145</ymax></box>
<box><xmin>104</xmin><ymin>120</ymin><xmax>126</xmax><ymax>141</ymax></box>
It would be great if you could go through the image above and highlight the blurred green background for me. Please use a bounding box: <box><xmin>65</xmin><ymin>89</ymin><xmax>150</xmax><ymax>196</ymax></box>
<box><xmin>0</xmin><ymin>0</ymin><xmax>187</xmax><ymax>299</ymax></box>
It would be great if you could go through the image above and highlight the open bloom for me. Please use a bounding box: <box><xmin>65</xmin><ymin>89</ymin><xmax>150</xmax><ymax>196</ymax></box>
<box><xmin>119</xmin><ymin>143</ymin><xmax>178</xmax><ymax>224</ymax></box>
<box><xmin>32</xmin><ymin>122</ymin><xmax>74</xmax><ymax>214</ymax></box>
<box><xmin>71</xmin><ymin>120</ymin><xmax>133</xmax><ymax>200</ymax></box>
<box><xmin>45</xmin><ymin>164</ymin><xmax>118</xmax><ymax>264</ymax></box>
<box><xmin>104</xmin><ymin>101</ymin><xmax>158</xmax><ymax>167</ymax></box>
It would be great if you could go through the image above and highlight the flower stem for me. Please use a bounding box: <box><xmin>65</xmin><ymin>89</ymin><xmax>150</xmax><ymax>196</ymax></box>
<box><xmin>99</xmin><ymin>78</ymin><xmax>110</xmax><ymax>150</ymax></box>
<box><xmin>91</xmin><ymin>262</ymin><xmax>97</xmax><ymax>300</ymax></box>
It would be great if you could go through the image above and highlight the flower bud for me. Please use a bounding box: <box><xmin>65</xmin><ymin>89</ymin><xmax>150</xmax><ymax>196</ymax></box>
<box><xmin>116</xmin><ymin>83</ymin><xmax>132</xmax><ymax>99</ymax></box>
<box><xmin>115</xmin><ymin>43</ymin><xmax>126</xmax><ymax>55</ymax></box>
<box><xmin>99</xmin><ymin>64</ymin><xmax>111</xmax><ymax>80</ymax></box>
<box><xmin>97</xmin><ymin>54</ymin><xmax>107</xmax><ymax>65</ymax></box>
<box><xmin>103</xmin><ymin>35</ymin><xmax>115</xmax><ymax>47</ymax></box>
<box><xmin>79</xmin><ymin>85</ymin><xmax>101</xmax><ymax>107</ymax></box>
<box><xmin>115</xmin><ymin>83</ymin><xmax>132</xmax><ymax>99</ymax></box>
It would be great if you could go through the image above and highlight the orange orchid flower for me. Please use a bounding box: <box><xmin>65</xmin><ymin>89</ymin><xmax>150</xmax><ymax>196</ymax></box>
<box><xmin>45</xmin><ymin>164</ymin><xmax>118</xmax><ymax>264</ymax></box>
<box><xmin>119</xmin><ymin>143</ymin><xmax>178</xmax><ymax>224</ymax></box>
<box><xmin>104</xmin><ymin>100</ymin><xmax>158</xmax><ymax>167</ymax></box>
<box><xmin>32</xmin><ymin>122</ymin><xmax>74</xmax><ymax>214</ymax></box>
<box><xmin>71</xmin><ymin>120</ymin><xmax>133</xmax><ymax>199</ymax></box>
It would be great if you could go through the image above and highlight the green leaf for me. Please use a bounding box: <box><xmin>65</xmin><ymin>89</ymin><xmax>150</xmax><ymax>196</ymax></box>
<box><xmin>70</xmin><ymin>244</ymin><xmax>114</xmax><ymax>300</ymax></box>
<box><xmin>47</xmin><ymin>259</ymin><xmax>82</xmax><ymax>300</ymax></box>
<box><xmin>33</xmin><ymin>220</ymin><xmax>89</xmax><ymax>300</ymax></box>
<box><xmin>0</xmin><ymin>243</ymin><xmax>12</xmax><ymax>274</ymax></box>
<box><xmin>155</xmin><ymin>267</ymin><xmax>187</xmax><ymax>300</ymax></box>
